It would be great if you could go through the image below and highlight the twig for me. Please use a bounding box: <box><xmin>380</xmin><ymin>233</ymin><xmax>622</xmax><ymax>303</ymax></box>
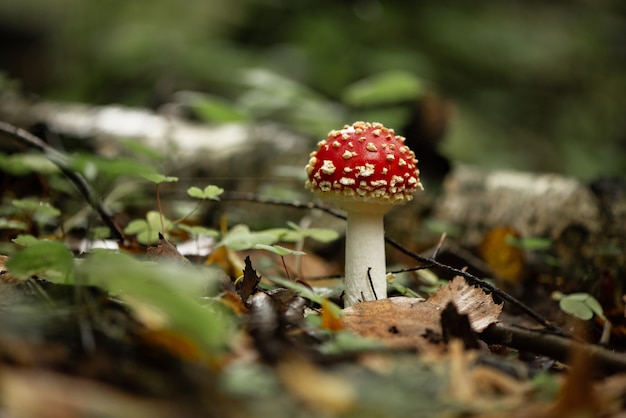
<box><xmin>0</xmin><ymin>120</ymin><xmax>127</xmax><ymax>243</ymax></box>
<box><xmin>481</xmin><ymin>323</ymin><xmax>626</xmax><ymax>375</ymax></box>
<box><xmin>384</xmin><ymin>238</ymin><xmax>561</xmax><ymax>334</ymax></box>
<box><xmin>367</xmin><ymin>267</ymin><xmax>378</xmax><ymax>300</ymax></box>
<box><xmin>220</xmin><ymin>191</ymin><xmax>562</xmax><ymax>334</ymax></box>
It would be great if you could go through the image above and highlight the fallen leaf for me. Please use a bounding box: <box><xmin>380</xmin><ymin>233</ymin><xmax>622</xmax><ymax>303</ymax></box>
<box><xmin>342</xmin><ymin>276</ymin><xmax>502</xmax><ymax>350</ymax></box>
<box><xmin>147</xmin><ymin>233</ymin><xmax>190</xmax><ymax>265</ymax></box>
<box><xmin>478</xmin><ymin>226</ymin><xmax>525</xmax><ymax>285</ymax></box>
<box><xmin>321</xmin><ymin>299</ymin><xmax>344</xmax><ymax>331</ymax></box>
<box><xmin>428</xmin><ymin>276</ymin><xmax>503</xmax><ymax>332</ymax></box>
<box><xmin>342</xmin><ymin>296</ymin><xmax>439</xmax><ymax>351</ymax></box>
<box><xmin>236</xmin><ymin>256</ymin><xmax>261</xmax><ymax>304</ymax></box>
<box><xmin>205</xmin><ymin>245</ymin><xmax>244</xmax><ymax>280</ymax></box>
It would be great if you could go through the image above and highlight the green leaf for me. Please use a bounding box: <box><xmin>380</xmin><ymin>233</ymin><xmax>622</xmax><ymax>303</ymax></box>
<box><xmin>253</xmin><ymin>244</ymin><xmax>306</xmax><ymax>256</ymax></box>
<box><xmin>559</xmin><ymin>293</ymin><xmax>605</xmax><ymax>321</ymax></box>
<box><xmin>140</xmin><ymin>173</ymin><xmax>179</xmax><ymax>184</ymax></box>
<box><xmin>187</xmin><ymin>187</ymin><xmax>205</xmax><ymax>199</ymax></box>
<box><xmin>7</xmin><ymin>240</ymin><xmax>74</xmax><ymax>283</ymax></box>
<box><xmin>78</xmin><ymin>251</ymin><xmax>230</xmax><ymax>351</ymax></box>
<box><xmin>0</xmin><ymin>152</ymin><xmax>59</xmax><ymax>175</ymax></box>
<box><xmin>11</xmin><ymin>234</ymin><xmax>40</xmax><ymax>247</ymax></box>
<box><xmin>342</xmin><ymin>70</ymin><xmax>425</xmax><ymax>107</ymax></box>
<box><xmin>123</xmin><ymin>219</ymin><xmax>148</xmax><ymax>235</ymax></box>
<box><xmin>218</xmin><ymin>224</ymin><xmax>278</xmax><ymax>251</ymax></box>
<box><xmin>262</xmin><ymin>227</ymin><xmax>298</xmax><ymax>241</ymax></box>
<box><xmin>12</xmin><ymin>199</ymin><xmax>61</xmax><ymax>219</ymax></box>
<box><xmin>187</xmin><ymin>185</ymin><xmax>224</xmax><ymax>200</ymax></box>
<box><xmin>264</xmin><ymin>222</ymin><xmax>339</xmax><ymax>243</ymax></box>
<box><xmin>178</xmin><ymin>224</ymin><xmax>220</xmax><ymax>237</ymax></box>
<box><xmin>506</xmin><ymin>236</ymin><xmax>553</xmax><ymax>251</ymax></box>
<box><xmin>302</xmin><ymin>228</ymin><xmax>340</xmax><ymax>243</ymax></box>
<box><xmin>124</xmin><ymin>211</ymin><xmax>172</xmax><ymax>244</ymax></box>
<box><xmin>202</xmin><ymin>185</ymin><xmax>224</xmax><ymax>200</ymax></box>
<box><xmin>70</xmin><ymin>154</ymin><xmax>157</xmax><ymax>179</ymax></box>
<box><xmin>89</xmin><ymin>226</ymin><xmax>111</xmax><ymax>240</ymax></box>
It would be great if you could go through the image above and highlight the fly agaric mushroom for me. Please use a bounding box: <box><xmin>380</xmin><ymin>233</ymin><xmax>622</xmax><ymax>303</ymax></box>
<box><xmin>305</xmin><ymin>121</ymin><xmax>422</xmax><ymax>307</ymax></box>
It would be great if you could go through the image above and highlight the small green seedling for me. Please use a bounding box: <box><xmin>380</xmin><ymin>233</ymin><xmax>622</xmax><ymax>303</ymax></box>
<box><xmin>558</xmin><ymin>292</ymin><xmax>606</xmax><ymax>321</ymax></box>
<box><xmin>139</xmin><ymin>173</ymin><xmax>179</xmax><ymax>184</ymax></box>
<box><xmin>139</xmin><ymin>173</ymin><xmax>179</xmax><ymax>236</ymax></box>
<box><xmin>264</xmin><ymin>221</ymin><xmax>339</xmax><ymax>243</ymax></box>
<box><xmin>217</xmin><ymin>224</ymin><xmax>278</xmax><ymax>251</ymax></box>
<box><xmin>187</xmin><ymin>185</ymin><xmax>224</xmax><ymax>200</ymax></box>
<box><xmin>12</xmin><ymin>198</ymin><xmax>61</xmax><ymax>235</ymax></box>
<box><xmin>124</xmin><ymin>210</ymin><xmax>174</xmax><ymax>244</ymax></box>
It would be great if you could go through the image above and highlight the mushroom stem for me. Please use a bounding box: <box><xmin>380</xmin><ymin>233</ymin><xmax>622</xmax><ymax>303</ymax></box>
<box><xmin>343</xmin><ymin>205</ymin><xmax>389</xmax><ymax>307</ymax></box>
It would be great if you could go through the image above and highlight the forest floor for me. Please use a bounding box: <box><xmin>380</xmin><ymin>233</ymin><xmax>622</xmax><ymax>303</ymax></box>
<box><xmin>2</xmin><ymin>119</ymin><xmax>626</xmax><ymax>418</ymax></box>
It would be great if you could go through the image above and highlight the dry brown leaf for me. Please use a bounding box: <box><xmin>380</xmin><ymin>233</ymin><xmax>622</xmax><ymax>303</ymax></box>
<box><xmin>236</xmin><ymin>256</ymin><xmax>261</xmax><ymax>304</ymax></box>
<box><xmin>147</xmin><ymin>234</ymin><xmax>190</xmax><ymax>265</ymax></box>
<box><xmin>342</xmin><ymin>296</ymin><xmax>440</xmax><ymax>351</ymax></box>
<box><xmin>342</xmin><ymin>276</ymin><xmax>502</xmax><ymax>350</ymax></box>
<box><xmin>428</xmin><ymin>276</ymin><xmax>503</xmax><ymax>332</ymax></box>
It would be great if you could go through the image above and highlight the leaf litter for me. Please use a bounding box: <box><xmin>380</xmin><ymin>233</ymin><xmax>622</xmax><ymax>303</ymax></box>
<box><xmin>2</xmin><ymin>237</ymin><xmax>626</xmax><ymax>417</ymax></box>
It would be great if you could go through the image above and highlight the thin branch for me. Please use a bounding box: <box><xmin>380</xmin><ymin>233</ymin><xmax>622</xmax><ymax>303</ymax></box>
<box><xmin>384</xmin><ymin>238</ymin><xmax>561</xmax><ymax>334</ymax></box>
<box><xmin>220</xmin><ymin>191</ymin><xmax>562</xmax><ymax>334</ymax></box>
<box><xmin>481</xmin><ymin>323</ymin><xmax>626</xmax><ymax>375</ymax></box>
<box><xmin>0</xmin><ymin>120</ymin><xmax>127</xmax><ymax>243</ymax></box>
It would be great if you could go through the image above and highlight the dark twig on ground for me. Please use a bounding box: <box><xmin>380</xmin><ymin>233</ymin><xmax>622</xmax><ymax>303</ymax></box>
<box><xmin>0</xmin><ymin>120</ymin><xmax>127</xmax><ymax>243</ymax></box>
<box><xmin>481</xmin><ymin>323</ymin><xmax>626</xmax><ymax>375</ymax></box>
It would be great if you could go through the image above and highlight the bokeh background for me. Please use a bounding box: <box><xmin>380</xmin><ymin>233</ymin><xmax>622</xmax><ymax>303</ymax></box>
<box><xmin>1</xmin><ymin>0</ymin><xmax>625</xmax><ymax>178</ymax></box>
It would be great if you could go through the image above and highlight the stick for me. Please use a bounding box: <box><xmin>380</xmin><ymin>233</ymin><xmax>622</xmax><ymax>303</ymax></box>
<box><xmin>0</xmin><ymin>120</ymin><xmax>127</xmax><ymax>243</ymax></box>
<box><xmin>481</xmin><ymin>323</ymin><xmax>626</xmax><ymax>375</ymax></box>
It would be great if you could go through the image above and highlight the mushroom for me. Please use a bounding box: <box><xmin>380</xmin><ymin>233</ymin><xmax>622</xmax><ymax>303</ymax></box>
<box><xmin>305</xmin><ymin>121</ymin><xmax>423</xmax><ymax>307</ymax></box>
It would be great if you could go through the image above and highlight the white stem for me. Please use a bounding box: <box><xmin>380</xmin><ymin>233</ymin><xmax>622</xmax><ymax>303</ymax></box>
<box><xmin>343</xmin><ymin>207</ymin><xmax>388</xmax><ymax>307</ymax></box>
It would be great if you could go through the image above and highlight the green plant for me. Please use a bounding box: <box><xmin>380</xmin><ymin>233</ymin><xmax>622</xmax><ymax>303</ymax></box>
<box><xmin>6</xmin><ymin>241</ymin><xmax>231</xmax><ymax>352</ymax></box>
<box><xmin>11</xmin><ymin>198</ymin><xmax>61</xmax><ymax>235</ymax></box>
<box><xmin>558</xmin><ymin>292</ymin><xmax>606</xmax><ymax>322</ymax></box>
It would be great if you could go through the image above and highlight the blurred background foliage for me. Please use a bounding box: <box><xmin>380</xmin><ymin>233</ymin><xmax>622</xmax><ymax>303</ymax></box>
<box><xmin>0</xmin><ymin>0</ymin><xmax>625</xmax><ymax>178</ymax></box>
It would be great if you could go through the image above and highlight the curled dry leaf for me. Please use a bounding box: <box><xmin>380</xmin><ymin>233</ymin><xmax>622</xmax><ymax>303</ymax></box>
<box><xmin>342</xmin><ymin>276</ymin><xmax>502</xmax><ymax>350</ymax></box>
<box><xmin>236</xmin><ymin>256</ymin><xmax>261</xmax><ymax>304</ymax></box>
<box><xmin>428</xmin><ymin>276</ymin><xmax>503</xmax><ymax>332</ymax></box>
<box><xmin>147</xmin><ymin>234</ymin><xmax>190</xmax><ymax>265</ymax></box>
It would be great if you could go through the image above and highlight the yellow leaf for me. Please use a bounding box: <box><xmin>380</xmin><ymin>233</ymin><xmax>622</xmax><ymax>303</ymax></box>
<box><xmin>320</xmin><ymin>299</ymin><xmax>343</xmax><ymax>331</ymax></box>
<box><xmin>478</xmin><ymin>227</ymin><xmax>525</xmax><ymax>285</ymax></box>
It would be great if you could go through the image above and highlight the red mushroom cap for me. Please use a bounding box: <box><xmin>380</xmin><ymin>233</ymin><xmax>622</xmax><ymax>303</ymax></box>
<box><xmin>305</xmin><ymin>121</ymin><xmax>422</xmax><ymax>205</ymax></box>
